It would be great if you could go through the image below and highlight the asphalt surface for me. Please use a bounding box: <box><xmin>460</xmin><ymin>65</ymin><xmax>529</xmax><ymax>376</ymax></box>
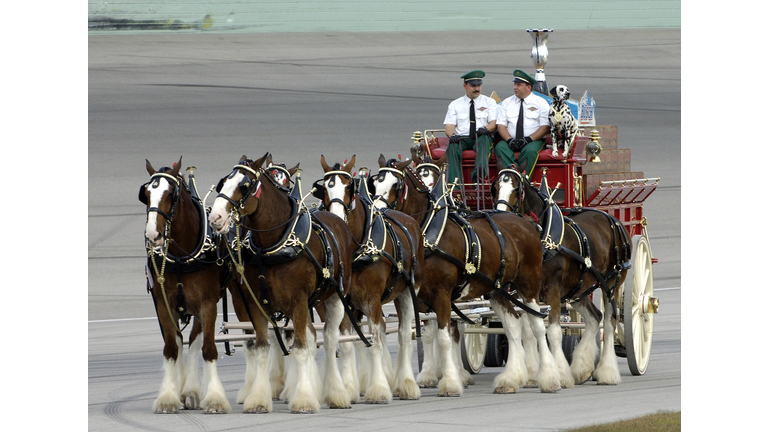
<box><xmin>86</xmin><ymin>29</ymin><xmax>681</xmax><ymax>431</ymax></box>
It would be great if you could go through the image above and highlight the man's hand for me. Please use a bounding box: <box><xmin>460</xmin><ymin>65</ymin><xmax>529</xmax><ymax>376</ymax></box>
<box><xmin>449</xmin><ymin>134</ymin><xmax>461</xmax><ymax>144</ymax></box>
<box><xmin>507</xmin><ymin>136</ymin><xmax>533</xmax><ymax>151</ymax></box>
<box><xmin>476</xmin><ymin>127</ymin><xmax>491</xmax><ymax>136</ymax></box>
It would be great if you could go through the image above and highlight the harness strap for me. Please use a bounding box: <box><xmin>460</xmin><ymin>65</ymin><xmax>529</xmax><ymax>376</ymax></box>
<box><xmin>381</xmin><ymin>212</ymin><xmax>422</xmax><ymax>338</ymax></box>
<box><xmin>310</xmin><ymin>216</ymin><xmax>371</xmax><ymax>347</ymax></box>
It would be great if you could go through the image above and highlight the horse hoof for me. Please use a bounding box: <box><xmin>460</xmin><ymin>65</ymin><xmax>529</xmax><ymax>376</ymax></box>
<box><xmin>523</xmin><ymin>380</ymin><xmax>538</xmax><ymax>388</ymax></box>
<box><xmin>328</xmin><ymin>404</ymin><xmax>352</xmax><ymax>409</ymax></box>
<box><xmin>291</xmin><ymin>408</ymin><xmax>316</xmax><ymax>414</ymax></box>
<box><xmin>244</xmin><ymin>406</ymin><xmax>270</xmax><ymax>414</ymax></box>
<box><xmin>154</xmin><ymin>405</ymin><xmax>179</xmax><ymax>414</ymax></box>
<box><xmin>204</xmin><ymin>406</ymin><xmax>227</xmax><ymax>414</ymax></box>
<box><xmin>437</xmin><ymin>391</ymin><xmax>461</xmax><ymax>397</ymax></box>
<box><xmin>184</xmin><ymin>395</ymin><xmax>200</xmax><ymax>410</ymax></box>
<box><xmin>493</xmin><ymin>386</ymin><xmax>517</xmax><ymax>394</ymax></box>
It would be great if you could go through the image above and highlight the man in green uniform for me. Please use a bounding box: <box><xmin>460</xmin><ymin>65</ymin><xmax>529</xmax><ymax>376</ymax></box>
<box><xmin>443</xmin><ymin>70</ymin><xmax>498</xmax><ymax>184</ymax></box>
<box><xmin>495</xmin><ymin>69</ymin><xmax>551</xmax><ymax>175</ymax></box>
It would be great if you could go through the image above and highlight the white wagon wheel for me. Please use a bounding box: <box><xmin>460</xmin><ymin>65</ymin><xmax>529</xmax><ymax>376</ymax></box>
<box><xmin>459</xmin><ymin>322</ymin><xmax>488</xmax><ymax>374</ymax></box>
<box><xmin>621</xmin><ymin>234</ymin><xmax>659</xmax><ymax>375</ymax></box>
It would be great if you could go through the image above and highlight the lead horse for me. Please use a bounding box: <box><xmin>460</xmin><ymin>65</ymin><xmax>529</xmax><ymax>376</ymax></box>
<box><xmin>492</xmin><ymin>165</ymin><xmax>631</xmax><ymax>385</ymax></box>
<box><xmin>209</xmin><ymin>153</ymin><xmax>358</xmax><ymax>414</ymax></box>
<box><xmin>139</xmin><ymin>157</ymin><xmax>232</xmax><ymax>413</ymax></box>
<box><xmin>317</xmin><ymin>155</ymin><xmax>424</xmax><ymax>403</ymax></box>
<box><xmin>370</xmin><ymin>155</ymin><xmax>561</xmax><ymax>395</ymax></box>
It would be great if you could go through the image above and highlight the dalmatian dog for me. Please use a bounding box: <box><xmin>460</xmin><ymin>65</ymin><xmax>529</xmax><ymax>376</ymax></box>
<box><xmin>549</xmin><ymin>85</ymin><xmax>579</xmax><ymax>159</ymax></box>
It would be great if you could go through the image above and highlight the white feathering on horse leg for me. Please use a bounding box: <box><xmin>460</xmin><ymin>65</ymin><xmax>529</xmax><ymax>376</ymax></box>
<box><xmin>154</xmin><ymin>358</ymin><xmax>183</xmax><ymax>413</ymax></box>
<box><xmin>321</xmin><ymin>299</ymin><xmax>351</xmax><ymax>409</ymax></box>
<box><xmin>490</xmin><ymin>301</ymin><xmax>526</xmax><ymax>393</ymax></box>
<box><xmin>594</xmin><ymin>301</ymin><xmax>622</xmax><ymax>385</ymax></box>
<box><xmin>546</xmin><ymin>322</ymin><xmax>575</xmax><ymax>388</ymax></box>
<box><xmin>521</xmin><ymin>314</ymin><xmax>540</xmax><ymax>387</ymax></box>
<box><xmin>181</xmin><ymin>335</ymin><xmax>203</xmax><ymax>409</ymax></box>
<box><xmin>416</xmin><ymin>320</ymin><xmax>439</xmax><ymax>388</ymax></box>
<box><xmin>435</xmin><ymin>326</ymin><xmax>463</xmax><ymax>397</ymax></box>
<box><xmin>526</xmin><ymin>301</ymin><xmax>562</xmax><ymax>393</ymax></box>
<box><xmin>392</xmin><ymin>294</ymin><xmax>420</xmax><ymax>400</ymax></box>
<box><xmin>200</xmin><ymin>360</ymin><xmax>232</xmax><ymax>413</ymax></box>
<box><xmin>569</xmin><ymin>301</ymin><xmax>600</xmax><ymax>385</ymax></box>
<box><xmin>339</xmin><ymin>331</ymin><xmax>360</xmax><ymax>403</ymax></box>
<box><xmin>362</xmin><ymin>324</ymin><xmax>393</xmax><ymax>404</ymax></box>
<box><xmin>243</xmin><ymin>343</ymin><xmax>273</xmax><ymax>413</ymax></box>
<box><xmin>237</xmin><ymin>341</ymin><xmax>257</xmax><ymax>404</ymax></box>
<box><xmin>287</xmin><ymin>344</ymin><xmax>321</xmax><ymax>414</ymax></box>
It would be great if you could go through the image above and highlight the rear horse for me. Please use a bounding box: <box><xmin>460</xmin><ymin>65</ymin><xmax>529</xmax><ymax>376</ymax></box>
<box><xmin>492</xmin><ymin>165</ymin><xmax>631</xmax><ymax>385</ymax></box>
<box><xmin>139</xmin><ymin>157</ymin><xmax>232</xmax><ymax>414</ymax></box>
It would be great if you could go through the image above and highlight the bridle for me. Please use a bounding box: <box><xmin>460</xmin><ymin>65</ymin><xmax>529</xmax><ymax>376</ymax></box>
<box><xmin>143</xmin><ymin>172</ymin><xmax>183</xmax><ymax>225</ymax></box>
<box><xmin>215</xmin><ymin>162</ymin><xmax>262</xmax><ymax>213</ymax></box>
<box><xmin>493</xmin><ymin>168</ymin><xmax>526</xmax><ymax>214</ymax></box>
<box><xmin>321</xmin><ymin>170</ymin><xmax>356</xmax><ymax>221</ymax></box>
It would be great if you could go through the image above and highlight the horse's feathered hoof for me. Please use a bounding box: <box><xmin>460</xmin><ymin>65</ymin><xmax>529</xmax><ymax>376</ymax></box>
<box><xmin>523</xmin><ymin>380</ymin><xmax>538</xmax><ymax>388</ymax></box>
<box><xmin>493</xmin><ymin>386</ymin><xmax>517</xmax><ymax>394</ymax></box>
<box><xmin>291</xmin><ymin>408</ymin><xmax>316</xmax><ymax>414</ymax></box>
<box><xmin>184</xmin><ymin>394</ymin><xmax>200</xmax><ymax>410</ymax></box>
<box><xmin>438</xmin><ymin>390</ymin><xmax>461</xmax><ymax>397</ymax></box>
<box><xmin>244</xmin><ymin>406</ymin><xmax>270</xmax><ymax>414</ymax></box>
<box><xmin>203</xmin><ymin>405</ymin><xmax>228</xmax><ymax>414</ymax></box>
<box><xmin>154</xmin><ymin>404</ymin><xmax>180</xmax><ymax>414</ymax></box>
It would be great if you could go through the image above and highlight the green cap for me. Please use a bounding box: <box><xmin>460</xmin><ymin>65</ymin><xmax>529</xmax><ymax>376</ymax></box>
<box><xmin>513</xmin><ymin>69</ymin><xmax>536</xmax><ymax>86</ymax></box>
<box><xmin>461</xmin><ymin>70</ymin><xmax>485</xmax><ymax>85</ymax></box>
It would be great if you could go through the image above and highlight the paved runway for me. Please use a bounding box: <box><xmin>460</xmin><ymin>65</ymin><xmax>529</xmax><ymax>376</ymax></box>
<box><xmin>87</xmin><ymin>28</ymin><xmax>681</xmax><ymax>431</ymax></box>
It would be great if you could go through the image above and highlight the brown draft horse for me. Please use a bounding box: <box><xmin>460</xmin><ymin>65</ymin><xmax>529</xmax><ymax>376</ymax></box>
<box><xmin>221</xmin><ymin>155</ymin><xmax>302</xmax><ymax>405</ymax></box>
<box><xmin>317</xmin><ymin>155</ymin><xmax>425</xmax><ymax>403</ymax></box>
<box><xmin>139</xmin><ymin>157</ymin><xmax>231</xmax><ymax>413</ymax></box>
<box><xmin>492</xmin><ymin>165</ymin><xmax>631</xmax><ymax>386</ymax></box>
<box><xmin>369</xmin><ymin>155</ymin><xmax>562</xmax><ymax>395</ymax></box>
<box><xmin>209</xmin><ymin>153</ymin><xmax>357</xmax><ymax>414</ymax></box>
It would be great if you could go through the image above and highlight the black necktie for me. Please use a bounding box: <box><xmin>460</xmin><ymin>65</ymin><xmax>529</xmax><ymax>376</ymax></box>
<box><xmin>469</xmin><ymin>99</ymin><xmax>476</xmax><ymax>138</ymax></box>
<box><xmin>516</xmin><ymin>98</ymin><xmax>525</xmax><ymax>140</ymax></box>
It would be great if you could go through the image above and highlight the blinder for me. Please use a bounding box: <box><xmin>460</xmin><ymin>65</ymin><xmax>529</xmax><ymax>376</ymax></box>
<box><xmin>138</xmin><ymin>183</ymin><xmax>149</xmax><ymax>205</ymax></box>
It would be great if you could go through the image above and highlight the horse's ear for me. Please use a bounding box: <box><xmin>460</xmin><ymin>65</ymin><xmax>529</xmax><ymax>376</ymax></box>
<box><xmin>435</xmin><ymin>152</ymin><xmax>448</xmax><ymax>168</ymax></box>
<box><xmin>239</xmin><ymin>155</ymin><xmax>248</xmax><ymax>164</ymax></box>
<box><xmin>378</xmin><ymin>154</ymin><xmax>386</xmax><ymax>168</ymax></box>
<box><xmin>266</xmin><ymin>153</ymin><xmax>273</xmax><ymax>166</ymax></box>
<box><xmin>320</xmin><ymin>155</ymin><xmax>332</xmax><ymax>173</ymax></box>
<box><xmin>169</xmin><ymin>156</ymin><xmax>183</xmax><ymax>177</ymax></box>
<box><xmin>146</xmin><ymin>159</ymin><xmax>156</xmax><ymax>175</ymax></box>
<box><xmin>288</xmin><ymin>163</ymin><xmax>300</xmax><ymax>176</ymax></box>
<box><xmin>252</xmin><ymin>152</ymin><xmax>269</xmax><ymax>169</ymax></box>
<box><xmin>396</xmin><ymin>158</ymin><xmax>411</xmax><ymax>171</ymax></box>
<box><xmin>343</xmin><ymin>155</ymin><xmax>356</xmax><ymax>173</ymax></box>
<box><xmin>518</xmin><ymin>159</ymin><xmax>528</xmax><ymax>175</ymax></box>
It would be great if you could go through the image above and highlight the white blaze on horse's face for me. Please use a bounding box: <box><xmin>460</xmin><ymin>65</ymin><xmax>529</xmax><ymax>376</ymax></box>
<box><xmin>417</xmin><ymin>166</ymin><xmax>437</xmax><ymax>191</ymax></box>
<box><xmin>495</xmin><ymin>177</ymin><xmax>515</xmax><ymax>211</ymax></box>
<box><xmin>144</xmin><ymin>178</ymin><xmax>172</xmax><ymax>247</ymax></box>
<box><xmin>372</xmin><ymin>172</ymin><xmax>400</xmax><ymax>209</ymax></box>
<box><xmin>209</xmin><ymin>171</ymin><xmax>246</xmax><ymax>233</ymax></box>
<box><xmin>267</xmin><ymin>164</ymin><xmax>289</xmax><ymax>187</ymax></box>
<box><xmin>324</xmin><ymin>174</ymin><xmax>349</xmax><ymax>220</ymax></box>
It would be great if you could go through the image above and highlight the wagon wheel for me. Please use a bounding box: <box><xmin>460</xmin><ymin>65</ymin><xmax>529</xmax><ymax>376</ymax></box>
<box><xmin>459</xmin><ymin>322</ymin><xmax>488</xmax><ymax>374</ymax></box>
<box><xmin>483</xmin><ymin>332</ymin><xmax>507</xmax><ymax>367</ymax></box>
<box><xmin>621</xmin><ymin>234</ymin><xmax>658</xmax><ymax>376</ymax></box>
